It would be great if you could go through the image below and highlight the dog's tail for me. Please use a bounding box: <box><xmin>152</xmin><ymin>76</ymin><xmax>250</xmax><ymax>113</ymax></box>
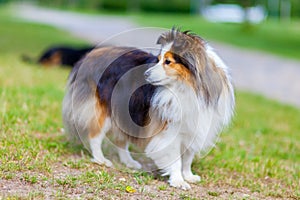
<box><xmin>62</xmin><ymin>60</ymin><xmax>98</xmax><ymax>150</ymax></box>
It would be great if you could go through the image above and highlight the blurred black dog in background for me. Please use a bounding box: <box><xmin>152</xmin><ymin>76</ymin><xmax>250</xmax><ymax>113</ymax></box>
<box><xmin>22</xmin><ymin>45</ymin><xmax>95</xmax><ymax>67</ymax></box>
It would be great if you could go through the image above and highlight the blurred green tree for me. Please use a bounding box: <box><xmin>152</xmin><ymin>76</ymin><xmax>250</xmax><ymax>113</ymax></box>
<box><xmin>2</xmin><ymin>0</ymin><xmax>300</xmax><ymax>18</ymax></box>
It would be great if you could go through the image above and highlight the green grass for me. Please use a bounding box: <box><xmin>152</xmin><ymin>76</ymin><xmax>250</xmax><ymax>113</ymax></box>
<box><xmin>0</xmin><ymin>6</ymin><xmax>88</xmax><ymax>57</ymax></box>
<box><xmin>0</xmin><ymin>6</ymin><xmax>299</xmax><ymax>199</ymax></box>
<box><xmin>131</xmin><ymin>13</ymin><xmax>300</xmax><ymax>60</ymax></box>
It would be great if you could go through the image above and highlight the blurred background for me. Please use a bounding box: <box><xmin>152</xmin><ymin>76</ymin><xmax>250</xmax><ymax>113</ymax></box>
<box><xmin>1</xmin><ymin>0</ymin><xmax>299</xmax><ymax>19</ymax></box>
<box><xmin>1</xmin><ymin>0</ymin><xmax>299</xmax><ymax>105</ymax></box>
<box><xmin>0</xmin><ymin>0</ymin><xmax>300</xmax><ymax>19</ymax></box>
<box><xmin>0</xmin><ymin>0</ymin><xmax>299</xmax><ymax>117</ymax></box>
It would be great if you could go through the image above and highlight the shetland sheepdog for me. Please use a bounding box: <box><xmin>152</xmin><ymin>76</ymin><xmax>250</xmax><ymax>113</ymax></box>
<box><xmin>22</xmin><ymin>45</ymin><xmax>94</xmax><ymax>67</ymax></box>
<box><xmin>62</xmin><ymin>28</ymin><xmax>235</xmax><ymax>190</ymax></box>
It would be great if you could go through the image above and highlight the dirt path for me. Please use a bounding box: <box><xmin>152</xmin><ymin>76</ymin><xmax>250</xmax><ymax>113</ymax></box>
<box><xmin>15</xmin><ymin>3</ymin><xmax>300</xmax><ymax>107</ymax></box>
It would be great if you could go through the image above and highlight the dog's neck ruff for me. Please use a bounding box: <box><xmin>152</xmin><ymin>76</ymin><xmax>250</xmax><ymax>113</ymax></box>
<box><xmin>151</xmin><ymin>82</ymin><xmax>200</xmax><ymax>128</ymax></box>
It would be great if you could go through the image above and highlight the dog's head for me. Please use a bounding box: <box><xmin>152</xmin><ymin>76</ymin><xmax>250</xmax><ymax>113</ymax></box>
<box><xmin>145</xmin><ymin>28</ymin><xmax>225</xmax><ymax>105</ymax></box>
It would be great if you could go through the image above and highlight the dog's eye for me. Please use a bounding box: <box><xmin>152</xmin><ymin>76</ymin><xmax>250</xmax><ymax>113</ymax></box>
<box><xmin>164</xmin><ymin>59</ymin><xmax>171</xmax><ymax>65</ymax></box>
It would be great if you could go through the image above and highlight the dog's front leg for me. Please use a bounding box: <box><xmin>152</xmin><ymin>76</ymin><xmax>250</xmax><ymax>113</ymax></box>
<box><xmin>182</xmin><ymin>149</ymin><xmax>201</xmax><ymax>183</ymax></box>
<box><xmin>167</xmin><ymin>158</ymin><xmax>191</xmax><ymax>190</ymax></box>
<box><xmin>146</xmin><ymin>132</ymin><xmax>191</xmax><ymax>190</ymax></box>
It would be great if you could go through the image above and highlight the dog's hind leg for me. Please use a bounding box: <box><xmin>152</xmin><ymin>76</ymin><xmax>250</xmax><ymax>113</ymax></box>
<box><xmin>89</xmin><ymin>117</ymin><xmax>113</xmax><ymax>167</ymax></box>
<box><xmin>113</xmin><ymin>129</ymin><xmax>142</xmax><ymax>169</ymax></box>
<box><xmin>117</xmin><ymin>142</ymin><xmax>142</xmax><ymax>170</ymax></box>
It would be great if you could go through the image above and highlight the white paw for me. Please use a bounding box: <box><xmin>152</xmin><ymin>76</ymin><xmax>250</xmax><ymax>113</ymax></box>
<box><xmin>126</xmin><ymin>160</ymin><xmax>142</xmax><ymax>170</ymax></box>
<box><xmin>184</xmin><ymin>174</ymin><xmax>201</xmax><ymax>183</ymax></box>
<box><xmin>91</xmin><ymin>158</ymin><xmax>113</xmax><ymax>167</ymax></box>
<box><xmin>169</xmin><ymin>179</ymin><xmax>191</xmax><ymax>190</ymax></box>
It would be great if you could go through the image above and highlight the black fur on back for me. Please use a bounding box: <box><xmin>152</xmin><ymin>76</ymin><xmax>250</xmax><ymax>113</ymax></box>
<box><xmin>97</xmin><ymin>49</ymin><xmax>158</xmax><ymax>127</ymax></box>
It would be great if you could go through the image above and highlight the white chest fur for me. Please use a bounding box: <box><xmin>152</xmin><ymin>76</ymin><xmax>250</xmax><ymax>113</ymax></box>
<box><xmin>150</xmin><ymin>81</ymin><xmax>232</xmax><ymax>154</ymax></box>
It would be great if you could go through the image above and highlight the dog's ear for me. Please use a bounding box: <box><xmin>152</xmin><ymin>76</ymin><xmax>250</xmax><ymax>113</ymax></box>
<box><xmin>175</xmin><ymin>52</ymin><xmax>196</xmax><ymax>72</ymax></box>
<box><xmin>157</xmin><ymin>28</ymin><xmax>177</xmax><ymax>45</ymax></box>
<box><xmin>173</xmin><ymin>39</ymin><xmax>190</xmax><ymax>53</ymax></box>
<box><xmin>156</xmin><ymin>35</ymin><xmax>166</xmax><ymax>45</ymax></box>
